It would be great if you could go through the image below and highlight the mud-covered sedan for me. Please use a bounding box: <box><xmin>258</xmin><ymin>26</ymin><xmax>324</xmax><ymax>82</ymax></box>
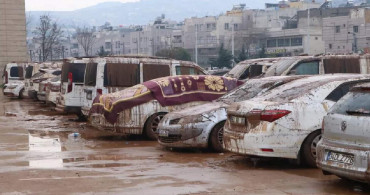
<box><xmin>317</xmin><ymin>83</ymin><xmax>370</xmax><ymax>182</ymax></box>
<box><xmin>223</xmin><ymin>74</ymin><xmax>370</xmax><ymax>167</ymax></box>
<box><xmin>157</xmin><ymin>76</ymin><xmax>307</xmax><ymax>152</ymax></box>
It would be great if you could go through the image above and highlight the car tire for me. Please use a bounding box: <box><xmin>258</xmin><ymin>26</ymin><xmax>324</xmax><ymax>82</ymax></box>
<box><xmin>209</xmin><ymin>121</ymin><xmax>226</xmax><ymax>153</ymax></box>
<box><xmin>302</xmin><ymin>130</ymin><xmax>322</xmax><ymax>168</ymax></box>
<box><xmin>18</xmin><ymin>89</ymin><xmax>24</xmax><ymax>99</ymax></box>
<box><xmin>145</xmin><ymin>113</ymin><xmax>166</xmax><ymax>140</ymax></box>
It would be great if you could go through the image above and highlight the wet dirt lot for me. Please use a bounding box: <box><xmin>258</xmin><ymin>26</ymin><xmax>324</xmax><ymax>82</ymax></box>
<box><xmin>0</xmin><ymin>94</ymin><xmax>370</xmax><ymax>195</ymax></box>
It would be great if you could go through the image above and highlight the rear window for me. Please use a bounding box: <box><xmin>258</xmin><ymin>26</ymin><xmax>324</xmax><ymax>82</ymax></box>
<box><xmin>62</xmin><ymin>63</ymin><xmax>86</xmax><ymax>83</ymax></box>
<box><xmin>329</xmin><ymin>91</ymin><xmax>370</xmax><ymax>116</ymax></box>
<box><xmin>143</xmin><ymin>64</ymin><xmax>170</xmax><ymax>82</ymax></box>
<box><xmin>324</xmin><ymin>58</ymin><xmax>360</xmax><ymax>74</ymax></box>
<box><xmin>176</xmin><ymin>66</ymin><xmax>204</xmax><ymax>75</ymax></box>
<box><xmin>84</xmin><ymin>63</ymin><xmax>98</xmax><ymax>86</ymax></box>
<box><xmin>25</xmin><ymin>66</ymin><xmax>34</xmax><ymax>79</ymax></box>
<box><xmin>104</xmin><ymin>63</ymin><xmax>140</xmax><ymax>87</ymax></box>
<box><xmin>10</xmin><ymin>67</ymin><xmax>23</xmax><ymax>78</ymax></box>
<box><xmin>289</xmin><ymin>61</ymin><xmax>319</xmax><ymax>75</ymax></box>
<box><xmin>239</xmin><ymin>65</ymin><xmax>264</xmax><ymax>80</ymax></box>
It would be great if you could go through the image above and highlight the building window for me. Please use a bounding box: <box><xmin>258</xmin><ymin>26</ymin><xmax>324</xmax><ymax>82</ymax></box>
<box><xmin>335</xmin><ymin>26</ymin><xmax>340</xmax><ymax>33</ymax></box>
<box><xmin>105</xmin><ymin>42</ymin><xmax>111</xmax><ymax>49</ymax></box>
<box><xmin>291</xmin><ymin>37</ymin><xmax>303</xmax><ymax>46</ymax></box>
<box><xmin>329</xmin><ymin>44</ymin><xmax>332</xmax><ymax>49</ymax></box>
<box><xmin>233</xmin><ymin>24</ymin><xmax>238</xmax><ymax>30</ymax></box>
<box><xmin>353</xmin><ymin>26</ymin><xmax>359</xmax><ymax>33</ymax></box>
<box><xmin>224</xmin><ymin>23</ymin><xmax>229</xmax><ymax>30</ymax></box>
<box><xmin>278</xmin><ymin>38</ymin><xmax>290</xmax><ymax>47</ymax></box>
<box><xmin>267</xmin><ymin>39</ymin><xmax>277</xmax><ymax>48</ymax></box>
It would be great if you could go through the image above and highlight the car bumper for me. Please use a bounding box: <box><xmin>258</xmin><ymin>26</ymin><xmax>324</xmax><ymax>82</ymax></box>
<box><xmin>223</xmin><ymin>125</ymin><xmax>308</xmax><ymax>159</ymax></box>
<box><xmin>37</xmin><ymin>92</ymin><xmax>46</xmax><ymax>101</ymax></box>
<box><xmin>317</xmin><ymin>139</ymin><xmax>370</xmax><ymax>183</ymax></box>
<box><xmin>158</xmin><ymin>122</ymin><xmax>213</xmax><ymax>149</ymax></box>
<box><xmin>90</xmin><ymin>114</ymin><xmax>143</xmax><ymax>135</ymax></box>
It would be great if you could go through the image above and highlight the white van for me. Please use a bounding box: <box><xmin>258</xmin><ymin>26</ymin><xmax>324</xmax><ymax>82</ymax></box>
<box><xmin>55</xmin><ymin>59</ymin><xmax>88</xmax><ymax>114</ymax></box>
<box><xmin>3</xmin><ymin>63</ymin><xmax>26</xmax><ymax>98</ymax></box>
<box><xmin>81</xmin><ymin>56</ymin><xmax>207</xmax><ymax>116</ymax></box>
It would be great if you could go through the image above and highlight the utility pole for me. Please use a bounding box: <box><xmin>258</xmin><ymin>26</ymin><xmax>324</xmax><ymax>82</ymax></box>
<box><xmin>195</xmin><ymin>24</ymin><xmax>198</xmax><ymax>64</ymax></box>
<box><xmin>307</xmin><ymin>8</ymin><xmax>311</xmax><ymax>55</ymax></box>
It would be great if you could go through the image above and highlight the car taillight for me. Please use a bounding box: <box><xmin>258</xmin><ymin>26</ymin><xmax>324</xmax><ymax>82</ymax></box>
<box><xmin>97</xmin><ymin>88</ymin><xmax>102</xmax><ymax>95</ymax></box>
<box><xmin>249</xmin><ymin>109</ymin><xmax>291</xmax><ymax>122</ymax></box>
<box><xmin>67</xmin><ymin>72</ymin><xmax>73</xmax><ymax>93</ymax></box>
<box><xmin>4</xmin><ymin>71</ymin><xmax>8</xmax><ymax>84</ymax></box>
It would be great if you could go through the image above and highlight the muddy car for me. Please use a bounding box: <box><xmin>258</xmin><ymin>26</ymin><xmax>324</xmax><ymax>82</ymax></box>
<box><xmin>223</xmin><ymin>74</ymin><xmax>370</xmax><ymax>167</ymax></box>
<box><xmin>157</xmin><ymin>76</ymin><xmax>307</xmax><ymax>152</ymax></box>
<box><xmin>45</xmin><ymin>76</ymin><xmax>61</xmax><ymax>105</ymax></box>
<box><xmin>81</xmin><ymin>56</ymin><xmax>206</xmax><ymax>117</ymax></box>
<box><xmin>31</xmin><ymin>69</ymin><xmax>61</xmax><ymax>101</ymax></box>
<box><xmin>3</xmin><ymin>63</ymin><xmax>26</xmax><ymax>98</ymax></box>
<box><xmin>90</xmin><ymin>75</ymin><xmax>243</xmax><ymax>140</ymax></box>
<box><xmin>224</xmin><ymin>58</ymin><xmax>277</xmax><ymax>80</ymax></box>
<box><xmin>317</xmin><ymin>83</ymin><xmax>370</xmax><ymax>183</ymax></box>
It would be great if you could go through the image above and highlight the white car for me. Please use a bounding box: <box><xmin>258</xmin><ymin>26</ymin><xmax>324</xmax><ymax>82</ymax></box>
<box><xmin>3</xmin><ymin>63</ymin><xmax>26</xmax><ymax>98</ymax></box>
<box><xmin>45</xmin><ymin>76</ymin><xmax>61</xmax><ymax>105</ymax></box>
<box><xmin>317</xmin><ymin>83</ymin><xmax>370</xmax><ymax>182</ymax></box>
<box><xmin>157</xmin><ymin>76</ymin><xmax>307</xmax><ymax>152</ymax></box>
<box><xmin>223</xmin><ymin>74</ymin><xmax>370</xmax><ymax>167</ymax></box>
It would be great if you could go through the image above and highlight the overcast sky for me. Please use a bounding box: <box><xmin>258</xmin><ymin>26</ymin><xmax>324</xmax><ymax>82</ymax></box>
<box><xmin>25</xmin><ymin>0</ymin><xmax>140</xmax><ymax>11</ymax></box>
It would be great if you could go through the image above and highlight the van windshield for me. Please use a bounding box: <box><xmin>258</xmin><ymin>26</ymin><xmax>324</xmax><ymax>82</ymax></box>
<box><xmin>84</xmin><ymin>63</ymin><xmax>98</xmax><ymax>86</ymax></box>
<box><xmin>61</xmin><ymin>63</ymin><xmax>87</xmax><ymax>83</ymax></box>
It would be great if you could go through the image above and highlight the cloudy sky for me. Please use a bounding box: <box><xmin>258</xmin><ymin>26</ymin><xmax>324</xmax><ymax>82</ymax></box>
<box><xmin>25</xmin><ymin>0</ymin><xmax>140</xmax><ymax>11</ymax></box>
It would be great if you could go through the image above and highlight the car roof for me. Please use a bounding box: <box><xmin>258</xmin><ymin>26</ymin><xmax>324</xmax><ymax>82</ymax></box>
<box><xmin>251</xmin><ymin>74</ymin><xmax>370</xmax><ymax>102</ymax></box>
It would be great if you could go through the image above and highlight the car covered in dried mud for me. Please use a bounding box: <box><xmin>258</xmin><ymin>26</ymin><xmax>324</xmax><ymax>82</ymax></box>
<box><xmin>223</xmin><ymin>74</ymin><xmax>370</xmax><ymax>167</ymax></box>
<box><xmin>45</xmin><ymin>76</ymin><xmax>61</xmax><ymax>105</ymax></box>
<box><xmin>31</xmin><ymin>69</ymin><xmax>62</xmax><ymax>101</ymax></box>
<box><xmin>3</xmin><ymin>63</ymin><xmax>26</xmax><ymax>98</ymax></box>
<box><xmin>224</xmin><ymin>58</ymin><xmax>277</xmax><ymax>80</ymax></box>
<box><xmin>81</xmin><ymin>56</ymin><xmax>207</xmax><ymax>117</ymax></box>
<box><xmin>89</xmin><ymin>75</ymin><xmax>243</xmax><ymax>140</ymax></box>
<box><xmin>317</xmin><ymin>83</ymin><xmax>370</xmax><ymax>183</ymax></box>
<box><xmin>157</xmin><ymin>76</ymin><xmax>307</xmax><ymax>152</ymax></box>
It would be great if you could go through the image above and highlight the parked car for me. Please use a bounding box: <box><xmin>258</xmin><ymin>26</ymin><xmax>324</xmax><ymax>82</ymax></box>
<box><xmin>24</xmin><ymin>63</ymin><xmax>42</xmax><ymax>99</ymax></box>
<box><xmin>45</xmin><ymin>76</ymin><xmax>61</xmax><ymax>105</ymax></box>
<box><xmin>224</xmin><ymin>58</ymin><xmax>277</xmax><ymax>80</ymax></box>
<box><xmin>157</xmin><ymin>76</ymin><xmax>307</xmax><ymax>152</ymax></box>
<box><xmin>262</xmin><ymin>55</ymin><xmax>370</xmax><ymax>77</ymax></box>
<box><xmin>317</xmin><ymin>83</ymin><xmax>370</xmax><ymax>182</ymax></box>
<box><xmin>2</xmin><ymin>63</ymin><xmax>26</xmax><ymax>98</ymax></box>
<box><xmin>81</xmin><ymin>56</ymin><xmax>207</xmax><ymax>117</ymax></box>
<box><xmin>223</xmin><ymin>74</ymin><xmax>370</xmax><ymax>167</ymax></box>
<box><xmin>89</xmin><ymin>75</ymin><xmax>243</xmax><ymax>140</ymax></box>
<box><xmin>30</xmin><ymin>69</ymin><xmax>61</xmax><ymax>101</ymax></box>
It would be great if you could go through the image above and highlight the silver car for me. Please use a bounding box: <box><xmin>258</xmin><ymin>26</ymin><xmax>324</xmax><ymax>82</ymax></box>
<box><xmin>317</xmin><ymin>83</ymin><xmax>370</xmax><ymax>182</ymax></box>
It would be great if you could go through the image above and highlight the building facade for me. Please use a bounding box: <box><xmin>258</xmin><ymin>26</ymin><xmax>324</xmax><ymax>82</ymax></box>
<box><xmin>0</xmin><ymin>0</ymin><xmax>28</xmax><ymax>75</ymax></box>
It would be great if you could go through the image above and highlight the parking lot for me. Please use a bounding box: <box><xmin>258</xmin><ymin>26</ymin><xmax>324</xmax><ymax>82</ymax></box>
<box><xmin>0</xmin><ymin>94</ymin><xmax>369</xmax><ymax>194</ymax></box>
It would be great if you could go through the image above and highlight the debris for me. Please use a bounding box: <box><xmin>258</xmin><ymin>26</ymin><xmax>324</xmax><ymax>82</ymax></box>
<box><xmin>5</xmin><ymin>112</ymin><xmax>17</xmax><ymax>117</ymax></box>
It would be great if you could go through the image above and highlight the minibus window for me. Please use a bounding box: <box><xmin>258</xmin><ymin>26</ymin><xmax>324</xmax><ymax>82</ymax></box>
<box><xmin>61</xmin><ymin>63</ymin><xmax>86</xmax><ymax>83</ymax></box>
<box><xmin>143</xmin><ymin>64</ymin><xmax>170</xmax><ymax>82</ymax></box>
<box><xmin>104</xmin><ymin>63</ymin><xmax>139</xmax><ymax>87</ymax></box>
<box><xmin>84</xmin><ymin>63</ymin><xmax>98</xmax><ymax>86</ymax></box>
<box><xmin>10</xmin><ymin>67</ymin><xmax>23</xmax><ymax>78</ymax></box>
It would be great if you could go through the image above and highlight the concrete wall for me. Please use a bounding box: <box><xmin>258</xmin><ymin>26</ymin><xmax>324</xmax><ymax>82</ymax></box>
<box><xmin>0</xmin><ymin>0</ymin><xmax>28</xmax><ymax>76</ymax></box>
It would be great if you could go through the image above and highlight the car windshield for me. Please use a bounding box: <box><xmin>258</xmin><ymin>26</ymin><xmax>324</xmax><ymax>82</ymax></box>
<box><xmin>264</xmin><ymin>58</ymin><xmax>298</xmax><ymax>76</ymax></box>
<box><xmin>329</xmin><ymin>91</ymin><xmax>370</xmax><ymax>116</ymax></box>
<box><xmin>217</xmin><ymin>76</ymin><xmax>304</xmax><ymax>104</ymax></box>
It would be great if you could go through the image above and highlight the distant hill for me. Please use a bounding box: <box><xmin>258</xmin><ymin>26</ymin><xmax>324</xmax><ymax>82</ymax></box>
<box><xmin>27</xmin><ymin>0</ymin><xmax>277</xmax><ymax>27</ymax></box>
<box><xmin>27</xmin><ymin>0</ymin><xmax>366</xmax><ymax>27</ymax></box>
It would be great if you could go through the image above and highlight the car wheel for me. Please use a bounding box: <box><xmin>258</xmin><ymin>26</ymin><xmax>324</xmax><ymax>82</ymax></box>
<box><xmin>145</xmin><ymin>113</ymin><xmax>166</xmax><ymax>140</ymax></box>
<box><xmin>209</xmin><ymin>121</ymin><xmax>226</xmax><ymax>153</ymax></box>
<box><xmin>302</xmin><ymin>130</ymin><xmax>322</xmax><ymax>168</ymax></box>
<box><xmin>18</xmin><ymin>89</ymin><xmax>24</xmax><ymax>99</ymax></box>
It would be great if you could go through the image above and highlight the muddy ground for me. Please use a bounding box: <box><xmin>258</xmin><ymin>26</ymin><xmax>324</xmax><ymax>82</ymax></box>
<box><xmin>0</xmin><ymin>94</ymin><xmax>369</xmax><ymax>195</ymax></box>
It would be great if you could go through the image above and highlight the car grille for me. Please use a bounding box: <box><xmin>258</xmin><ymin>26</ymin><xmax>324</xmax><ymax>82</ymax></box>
<box><xmin>159</xmin><ymin>135</ymin><xmax>182</xmax><ymax>143</ymax></box>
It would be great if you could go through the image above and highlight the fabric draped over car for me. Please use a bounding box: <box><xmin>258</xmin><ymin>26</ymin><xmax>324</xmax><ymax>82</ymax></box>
<box><xmin>90</xmin><ymin>75</ymin><xmax>244</xmax><ymax>124</ymax></box>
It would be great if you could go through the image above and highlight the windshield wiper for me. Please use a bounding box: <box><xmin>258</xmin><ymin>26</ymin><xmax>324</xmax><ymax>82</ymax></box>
<box><xmin>346</xmin><ymin>110</ymin><xmax>370</xmax><ymax>116</ymax></box>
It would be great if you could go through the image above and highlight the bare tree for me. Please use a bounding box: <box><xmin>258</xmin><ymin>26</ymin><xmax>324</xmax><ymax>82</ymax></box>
<box><xmin>76</xmin><ymin>27</ymin><xmax>96</xmax><ymax>56</ymax></box>
<box><xmin>33</xmin><ymin>15</ymin><xmax>63</xmax><ymax>62</ymax></box>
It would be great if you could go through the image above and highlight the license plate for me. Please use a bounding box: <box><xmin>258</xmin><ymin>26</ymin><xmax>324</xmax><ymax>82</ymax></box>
<box><xmin>326</xmin><ymin>151</ymin><xmax>354</xmax><ymax>165</ymax></box>
<box><xmin>159</xmin><ymin>130</ymin><xmax>169</xmax><ymax>137</ymax></box>
<box><xmin>230</xmin><ymin>116</ymin><xmax>246</xmax><ymax>125</ymax></box>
